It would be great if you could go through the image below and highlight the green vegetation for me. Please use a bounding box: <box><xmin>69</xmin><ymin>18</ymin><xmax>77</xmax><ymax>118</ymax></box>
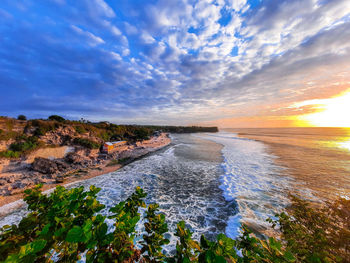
<box><xmin>0</xmin><ymin>135</ymin><xmax>42</xmax><ymax>158</ymax></box>
<box><xmin>27</xmin><ymin>119</ymin><xmax>62</xmax><ymax>136</ymax></box>
<box><xmin>268</xmin><ymin>195</ymin><xmax>350</xmax><ymax>262</ymax></box>
<box><xmin>48</xmin><ymin>115</ymin><xmax>65</xmax><ymax>122</ymax></box>
<box><xmin>0</xmin><ymin>118</ymin><xmax>19</xmax><ymax>141</ymax></box>
<box><xmin>8</xmin><ymin>135</ymin><xmax>40</xmax><ymax>152</ymax></box>
<box><xmin>73</xmin><ymin>138</ymin><xmax>100</xmax><ymax>149</ymax></box>
<box><xmin>0</xmin><ymin>150</ymin><xmax>20</xmax><ymax>159</ymax></box>
<box><xmin>0</xmin><ymin>185</ymin><xmax>348</xmax><ymax>262</ymax></box>
<box><xmin>0</xmin><ymin>116</ymin><xmax>218</xmax><ymax>159</ymax></box>
<box><xmin>17</xmin><ymin>115</ymin><xmax>27</xmax><ymax>121</ymax></box>
<box><xmin>74</xmin><ymin>125</ymin><xmax>87</xmax><ymax>134</ymax></box>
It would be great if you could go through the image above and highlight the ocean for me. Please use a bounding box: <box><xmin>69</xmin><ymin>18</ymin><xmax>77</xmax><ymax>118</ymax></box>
<box><xmin>0</xmin><ymin>128</ymin><xmax>349</xmax><ymax>250</ymax></box>
<box><xmin>226</xmin><ymin>127</ymin><xmax>350</xmax><ymax>201</ymax></box>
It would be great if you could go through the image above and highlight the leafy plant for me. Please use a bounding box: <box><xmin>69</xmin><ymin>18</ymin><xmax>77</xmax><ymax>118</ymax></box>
<box><xmin>268</xmin><ymin>195</ymin><xmax>350</xmax><ymax>262</ymax></box>
<box><xmin>9</xmin><ymin>135</ymin><xmax>40</xmax><ymax>152</ymax></box>
<box><xmin>141</xmin><ymin>203</ymin><xmax>170</xmax><ymax>262</ymax></box>
<box><xmin>0</xmin><ymin>135</ymin><xmax>41</xmax><ymax>158</ymax></box>
<box><xmin>0</xmin><ymin>150</ymin><xmax>20</xmax><ymax>158</ymax></box>
<box><xmin>0</xmin><ymin>186</ymin><xmax>348</xmax><ymax>263</ymax></box>
<box><xmin>29</xmin><ymin>119</ymin><xmax>62</xmax><ymax>137</ymax></box>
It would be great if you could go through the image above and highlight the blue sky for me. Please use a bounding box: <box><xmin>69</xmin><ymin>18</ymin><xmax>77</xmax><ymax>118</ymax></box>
<box><xmin>0</xmin><ymin>0</ymin><xmax>350</xmax><ymax>126</ymax></box>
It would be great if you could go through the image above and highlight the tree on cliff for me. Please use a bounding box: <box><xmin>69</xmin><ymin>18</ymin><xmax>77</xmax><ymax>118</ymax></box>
<box><xmin>48</xmin><ymin>115</ymin><xmax>65</xmax><ymax>122</ymax></box>
<box><xmin>17</xmin><ymin>115</ymin><xmax>26</xmax><ymax>121</ymax></box>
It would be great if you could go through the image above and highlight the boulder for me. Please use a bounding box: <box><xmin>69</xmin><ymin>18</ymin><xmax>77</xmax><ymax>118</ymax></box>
<box><xmin>32</xmin><ymin>157</ymin><xmax>58</xmax><ymax>174</ymax></box>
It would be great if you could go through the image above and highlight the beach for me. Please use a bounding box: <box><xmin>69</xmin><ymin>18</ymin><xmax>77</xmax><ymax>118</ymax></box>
<box><xmin>0</xmin><ymin>133</ymin><xmax>171</xmax><ymax>207</ymax></box>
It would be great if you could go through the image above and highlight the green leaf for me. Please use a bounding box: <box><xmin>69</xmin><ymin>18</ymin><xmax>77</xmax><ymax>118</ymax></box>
<box><xmin>40</xmin><ymin>223</ymin><xmax>51</xmax><ymax>236</ymax></box>
<box><xmin>31</xmin><ymin>239</ymin><xmax>47</xmax><ymax>253</ymax></box>
<box><xmin>66</xmin><ymin>226</ymin><xmax>84</xmax><ymax>243</ymax></box>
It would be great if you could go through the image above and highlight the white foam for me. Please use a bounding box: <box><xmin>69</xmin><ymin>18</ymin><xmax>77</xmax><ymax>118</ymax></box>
<box><xmin>195</xmin><ymin>132</ymin><xmax>291</xmax><ymax>238</ymax></box>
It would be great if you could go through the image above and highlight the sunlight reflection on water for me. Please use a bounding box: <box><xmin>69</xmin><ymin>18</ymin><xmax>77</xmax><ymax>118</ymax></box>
<box><xmin>338</xmin><ymin>140</ymin><xmax>350</xmax><ymax>152</ymax></box>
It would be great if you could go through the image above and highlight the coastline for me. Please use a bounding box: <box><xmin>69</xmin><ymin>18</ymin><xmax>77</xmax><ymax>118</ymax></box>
<box><xmin>0</xmin><ymin>133</ymin><xmax>171</xmax><ymax>207</ymax></box>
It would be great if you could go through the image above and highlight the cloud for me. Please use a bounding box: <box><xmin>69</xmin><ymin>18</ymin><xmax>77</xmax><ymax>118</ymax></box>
<box><xmin>71</xmin><ymin>25</ymin><xmax>105</xmax><ymax>46</ymax></box>
<box><xmin>0</xmin><ymin>0</ymin><xmax>350</xmax><ymax>125</ymax></box>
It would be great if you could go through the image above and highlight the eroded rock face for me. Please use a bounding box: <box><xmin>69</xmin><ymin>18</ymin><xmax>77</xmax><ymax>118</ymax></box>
<box><xmin>0</xmin><ymin>159</ymin><xmax>10</xmax><ymax>173</ymax></box>
<box><xmin>0</xmin><ymin>139</ymin><xmax>14</xmax><ymax>152</ymax></box>
<box><xmin>55</xmin><ymin>160</ymin><xmax>69</xmax><ymax>171</ymax></box>
<box><xmin>32</xmin><ymin>157</ymin><xmax>59</xmax><ymax>174</ymax></box>
<box><xmin>40</xmin><ymin>126</ymin><xmax>75</xmax><ymax>145</ymax></box>
<box><xmin>65</xmin><ymin>152</ymin><xmax>84</xmax><ymax>164</ymax></box>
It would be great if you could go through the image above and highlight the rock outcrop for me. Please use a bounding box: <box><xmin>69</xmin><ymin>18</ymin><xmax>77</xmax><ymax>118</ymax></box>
<box><xmin>31</xmin><ymin>157</ymin><xmax>68</xmax><ymax>174</ymax></box>
<box><xmin>65</xmin><ymin>152</ymin><xmax>84</xmax><ymax>164</ymax></box>
<box><xmin>39</xmin><ymin>126</ymin><xmax>76</xmax><ymax>145</ymax></box>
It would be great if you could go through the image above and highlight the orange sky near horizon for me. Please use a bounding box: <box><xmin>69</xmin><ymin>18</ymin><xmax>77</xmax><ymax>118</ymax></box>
<box><xmin>200</xmin><ymin>88</ymin><xmax>350</xmax><ymax>128</ymax></box>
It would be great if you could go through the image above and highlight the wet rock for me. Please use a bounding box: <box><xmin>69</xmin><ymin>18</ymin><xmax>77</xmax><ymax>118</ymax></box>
<box><xmin>32</xmin><ymin>157</ymin><xmax>58</xmax><ymax>174</ymax></box>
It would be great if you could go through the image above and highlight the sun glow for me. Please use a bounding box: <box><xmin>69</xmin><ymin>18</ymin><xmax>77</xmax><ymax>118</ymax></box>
<box><xmin>339</xmin><ymin>140</ymin><xmax>350</xmax><ymax>152</ymax></box>
<box><xmin>295</xmin><ymin>90</ymin><xmax>350</xmax><ymax>127</ymax></box>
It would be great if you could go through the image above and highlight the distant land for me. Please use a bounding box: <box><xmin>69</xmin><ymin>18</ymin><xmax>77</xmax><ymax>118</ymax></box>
<box><xmin>0</xmin><ymin>115</ymin><xmax>218</xmax><ymax>205</ymax></box>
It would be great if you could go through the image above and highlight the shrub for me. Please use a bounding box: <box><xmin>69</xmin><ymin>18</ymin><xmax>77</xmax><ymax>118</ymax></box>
<box><xmin>134</xmin><ymin>127</ymin><xmax>151</xmax><ymax>141</ymax></box>
<box><xmin>74</xmin><ymin>125</ymin><xmax>86</xmax><ymax>134</ymax></box>
<box><xmin>0</xmin><ymin>150</ymin><xmax>20</xmax><ymax>158</ymax></box>
<box><xmin>73</xmin><ymin>137</ymin><xmax>100</xmax><ymax>149</ymax></box>
<box><xmin>17</xmin><ymin>115</ymin><xmax>27</xmax><ymax>121</ymax></box>
<box><xmin>48</xmin><ymin>115</ymin><xmax>65</xmax><ymax>122</ymax></box>
<box><xmin>0</xmin><ymin>185</ymin><xmax>300</xmax><ymax>263</ymax></box>
<box><xmin>0</xmin><ymin>130</ymin><xmax>19</xmax><ymax>142</ymax></box>
<box><xmin>29</xmin><ymin>119</ymin><xmax>61</xmax><ymax>136</ymax></box>
<box><xmin>9</xmin><ymin>136</ymin><xmax>39</xmax><ymax>153</ymax></box>
<box><xmin>268</xmin><ymin>195</ymin><xmax>350</xmax><ymax>262</ymax></box>
<box><xmin>0</xmin><ymin>136</ymin><xmax>41</xmax><ymax>158</ymax></box>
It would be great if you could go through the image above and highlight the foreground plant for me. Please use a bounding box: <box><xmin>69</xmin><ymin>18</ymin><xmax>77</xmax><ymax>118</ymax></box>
<box><xmin>0</xmin><ymin>185</ymin><xmax>348</xmax><ymax>262</ymax></box>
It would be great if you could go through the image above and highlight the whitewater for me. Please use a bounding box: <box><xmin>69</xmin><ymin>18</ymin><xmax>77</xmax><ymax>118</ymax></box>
<box><xmin>0</xmin><ymin>132</ymin><xmax>291</xmax><ymax>248</ymax></box>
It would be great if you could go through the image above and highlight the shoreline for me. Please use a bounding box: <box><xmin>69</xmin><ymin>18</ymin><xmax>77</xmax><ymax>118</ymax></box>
<box><xmin>0</xmin><ymin>133</ymin><xmax>171</xmax><ymax>207</ymax></box>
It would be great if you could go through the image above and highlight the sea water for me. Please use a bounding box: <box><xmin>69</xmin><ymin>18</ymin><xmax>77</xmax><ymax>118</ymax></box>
<box><xmin>0</xmin><ymin>132</ymin><xmax>292</xmax><ymax>249</ymax></box>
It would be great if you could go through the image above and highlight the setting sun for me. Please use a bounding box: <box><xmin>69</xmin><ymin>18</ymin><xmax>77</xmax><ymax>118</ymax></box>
<box><xmin>294</xmin><ymin>90</ymin><xmax>350</xmax><ymax>127</ymax></box>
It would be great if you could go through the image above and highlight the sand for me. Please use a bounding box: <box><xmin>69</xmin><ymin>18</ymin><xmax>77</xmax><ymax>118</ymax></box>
<box><xmin>0</xmin><ymin>133</ymin><xmax>171</xmax><ymax>207</ymax></box>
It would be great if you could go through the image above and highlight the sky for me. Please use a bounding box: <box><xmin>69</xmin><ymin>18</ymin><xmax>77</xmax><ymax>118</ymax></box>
<box><xmin>0</xmin><ymin>0</ymin><xmax>350</xmax><ymax>127</ymax></box>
